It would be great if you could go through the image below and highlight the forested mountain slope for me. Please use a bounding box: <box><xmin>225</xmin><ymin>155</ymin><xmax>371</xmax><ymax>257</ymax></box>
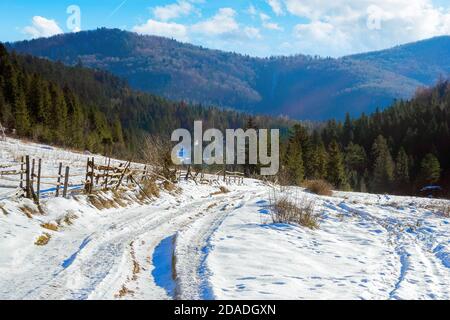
<box><xmin>7</xmin><ymin>28</ymin><xmax>450</xmax><ymax>120</ymax></box>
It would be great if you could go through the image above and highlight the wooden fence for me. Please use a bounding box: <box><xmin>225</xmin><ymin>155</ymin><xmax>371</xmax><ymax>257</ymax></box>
<box><xmin>176</xmin><ymin>165</ymin><xmax>244</xmax><ymax>185</ymax></box>
<box><xmin>0</xmin><ymin>155</ymin><xmax>245</xmax><ymax>204</ymax></box>
<box><xmin>0</xmin><ymin>155</ymin><xmax>147</xmax><ymax>204</ymax></box>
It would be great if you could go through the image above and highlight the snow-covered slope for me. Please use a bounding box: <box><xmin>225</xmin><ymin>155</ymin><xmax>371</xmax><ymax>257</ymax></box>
<box><xmin>1</xmin><ymin>138</ymin><xmax>449</xmax><ymax>300</ymax></box>
<box><xmin>198</xmin><ymin>189</ymin><xmax>450</xmax><ymax>300</ymax></box>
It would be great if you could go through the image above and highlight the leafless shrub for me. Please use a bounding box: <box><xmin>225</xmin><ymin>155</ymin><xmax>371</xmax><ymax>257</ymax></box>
<box><xmin>269</xmin><ymin>190</ymin><xmax>319</xmax><ymax>229</ymax></box>
<box><xmin>303</xmin><ymin>179</ymin><xmax>333</xmax><ymax>196</ymax></box>
<box><xmin>142</xmin><ymin>135</ymin><xmax>177</xmax><ymax>182</ymax></box>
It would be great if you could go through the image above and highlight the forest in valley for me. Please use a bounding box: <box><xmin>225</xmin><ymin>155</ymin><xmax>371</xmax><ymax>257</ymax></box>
<box><xmin>1</xmin><ymin>42</ymin><xmax>449</xmax><ymax>197</ymax></box>
<box><xmin>280</xmin><ymin>80</ymin><xmax>450</xmax><ymax>197</ymax></box>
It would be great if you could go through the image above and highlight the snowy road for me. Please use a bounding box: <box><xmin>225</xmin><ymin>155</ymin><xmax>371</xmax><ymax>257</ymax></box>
<box><xmin>0</xmin><ymin>181</ymin><xmax>251</xmax><ymax>299</ymax></box>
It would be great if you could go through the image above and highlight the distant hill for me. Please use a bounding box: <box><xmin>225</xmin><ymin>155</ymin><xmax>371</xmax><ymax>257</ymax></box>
<box><xmin>349</xmin><ymin>36</ymin><xmax>450</xmax><ymax>84</ymax></box>
<box><xmin>7</xmin><ymin>28</ymin><xmax>450</xmax><ymax>120</ymax></box>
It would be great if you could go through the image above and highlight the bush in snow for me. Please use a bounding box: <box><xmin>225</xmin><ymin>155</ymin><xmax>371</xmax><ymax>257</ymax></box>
<box><xmin>270</xmin><ymin>191</ymin><xmax>319</xmax><ymax>229</ymax></box>
<box><xmin>303</xmin><ymin>179</ymin><xmax>333</xmax><ymax>196</ymax></box>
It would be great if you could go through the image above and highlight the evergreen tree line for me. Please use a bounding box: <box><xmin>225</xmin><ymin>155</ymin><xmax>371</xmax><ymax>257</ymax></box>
<box><xmin>281</xmin><ymin>80</ymin><xmax>450</xmax><ymax>197</ymax></box>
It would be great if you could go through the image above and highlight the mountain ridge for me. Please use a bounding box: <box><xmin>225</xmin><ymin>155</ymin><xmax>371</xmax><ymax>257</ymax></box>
<box><xmin>6</xmin><ymin>28</ymin><xmax>450</xmax><ymax>120</ymax></box>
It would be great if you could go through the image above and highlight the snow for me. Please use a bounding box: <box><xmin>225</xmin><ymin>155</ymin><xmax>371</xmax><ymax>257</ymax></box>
<box><xmin>202</xmin><ymin>188</ymin><xmax>450</xmax><ymax>300</ymax></box>
<box><xmin>1</xmin><ymin>137</ymin><xmax>449</xmax><ymax>300</ymax></box>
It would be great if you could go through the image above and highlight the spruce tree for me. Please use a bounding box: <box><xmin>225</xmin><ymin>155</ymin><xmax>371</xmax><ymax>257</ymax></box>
<box><xmin>13</xmin><ymin>90</ymin><xmax>30</xmax><ymax>136</ymax></box>
<box><xmin>419</xmin><ymin>153</ymin><xmax>441</xmax><ymax>185</ymax></box>
<box><xmin>371</xmin><ymin>135</ymin><xmax>394</xmax><ymax>193</ymax></box>
<box><xmin>395</xmin><ymin>147</ymin><xmax>410</xmax><ymax>191</ymax></box>
<box><xmin>327</xmin><ymin>140</ymin><xmax>347</xmax><ymax>189</ymax></box>
<box><xmin>343</xmin><ymin>112</ymin><xmax>354</xmax><ymax>146</ymax></box>
<box><xmin>285</xmin><ymin>126</ymin><xmax>304</xmax><ymax>185</ymax></box>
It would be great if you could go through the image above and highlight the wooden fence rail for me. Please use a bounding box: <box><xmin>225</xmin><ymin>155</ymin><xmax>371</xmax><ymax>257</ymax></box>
<box><xmin>0</xmin><ymin>155</ymin><xmax>245</xmax><ymax>203</ymax></box>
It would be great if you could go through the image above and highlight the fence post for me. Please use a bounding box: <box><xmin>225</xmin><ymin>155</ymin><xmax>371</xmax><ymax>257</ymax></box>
<box><xmin>104</xmin><ymin>158</ymin><xmax>110</xmax><ymax>190</ymax></box>
<box><xmin>85</xmin><ymin>158</ymin><xmax>89</xmax><ymax>188</ymax></box>
<box><xmin>56</xmin><ymin>162</ymin><xmax>62</xmax><ymax>197</ymax></box>
<box><xmin>20</xmin><ymin>156</ymin><xmax>24</xmax><ymax>189</ymax></box>
<box><xmin>31</xmin><ymin>158</ymin><xmax>35</xmax><ymax>190</ymax></box>
<box><xmin>36</xmin><ymin>159</ymin><xmax>41</xmax><ymax>204</ymax></box>
<box><xmin>63</xmin><ymin>166</ymin><xmax>70</xmax><ymax>198</ymax></box>
<box><xmin>90</xmin><ymin>157</ymin><xmax>94</xmax><ymax>193</ymax></box>
<box><xmin>143</xmin><ymin>165</ymin><xmax>147</xmax><ymax>182</ymax></box>
<box><xmin>223</xmin><ymin>164</ymin><xmax>226</xmax><ymax>182</ymax></box>
<box><xmin>116</xmin><ymin>161</ymin><xmax>130</xmax><ymax>190</ymax></box>
<box><xmin>25</xmin><ymin>155</ymin><xmax>31</xmax><ymax>199</ymax></box>
<box><xmin>185</xmin><ymin>165</ymin><xmax>191</xmax><ymax>181</ymax></box>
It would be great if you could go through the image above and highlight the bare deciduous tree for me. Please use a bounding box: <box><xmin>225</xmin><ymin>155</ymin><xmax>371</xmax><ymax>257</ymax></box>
<box><xmin>142</xmin><ymin>135</ymin><xmax>177</xmax><ymax>182</ymax></box>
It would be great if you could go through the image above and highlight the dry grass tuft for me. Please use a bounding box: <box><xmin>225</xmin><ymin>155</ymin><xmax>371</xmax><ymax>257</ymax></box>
<box><xmin>142</xmin><ymin>179</ymin><xmax>160</xmax><ymax>198</ymax></box>
<box><xmin>41</xmin><ymin>223</ymin><xmax>58</xmax><ymax>232</ymax></box>
<box><xmin>270</xmin><ymin>191</ymin><xmax>319</xmax><ymax>229</ymax></box>
<box><xmin>112</xmin><ymin>191</ymin><xmax>128</xmax><ymax>207</ymax></box>
<box><xmin>303</xmin><ymin>179</ymin><xmax>333</xmax><ymax>196</ymax></box>
<box><xmin>63</xmin><ymin>212</ymin><xmax>78</xmax><ymax>225</ymax></box>
<box><xmin>20</xmin><ymin>205</ymin><xmax>38</xmax><ymax>218</ymax></box>
<box><xmin>163</xmin><ymin>181</ymin><xmax>178</xmax><ymax>192</ymax></box>
<box><xmin>88</xmin><ymin>195</ymin><xmax>104</xmax><ymax>210</ymax></box>
<box><xmin>115</xmin><ymin>285</ymin><xmax>134</xmax><ymax>298</ymax></box>
<box><xmin>437</xmin><ymin>203</ymin><xmax>450</xmax><ymax>218</ymax></box>
<box><xmin>207</xmin><ymin>203</ymin><xmax>217</xmax><ymax>210</ymax></box>
<box><xmin>88</xmin><ymin>193</ymin><xmax>118</xmax><ymax>210</ymax></box>
<box><xmin>35</xmin><ymin>233</ymin><xmax>51</xmax><ymax>246</ymax></box>
<box><xmin>210</xmin><ymin>186</ymin><xmax>230</xmax><ymax>196</ymax></box>
<box><xmin>0</xmin><ymin>204</ymin><xmax>8</xmax><ymax>215</ymax></box>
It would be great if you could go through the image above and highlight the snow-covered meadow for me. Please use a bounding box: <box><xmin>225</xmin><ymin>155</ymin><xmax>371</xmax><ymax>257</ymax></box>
<box><xmin>0</xmin><ymin>138</ymin><xmax>449</xmax><ymax>300</ymax></box>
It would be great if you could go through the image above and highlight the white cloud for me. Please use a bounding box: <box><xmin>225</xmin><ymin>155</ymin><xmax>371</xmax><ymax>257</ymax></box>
<box><xmin>260</xmin><ymin>13</ymin><xmax>283</xmax><ymax>30</ymax></box>
<box><xmin>244</xmin><ymin>27</ymin><xmax>262</xmax><ymax>39</ymax></box>
<box><xmin>284</xmin><ymin>0</ymin><xmax>450</xmax><ymax>56</ymax></box>
<box><xmin>267</xmin><ymin>0</ymin><xmax>284</xmax><ymax>15</ymax></box>
<box><xmin>247</xmin><ymin>4</ymin><xmax>257</xmax><ymax>16</ymax></box>
<box><xmin>191</xmin><ymin>8</ymin><xmax>239</xmax><ymax>36</ymax></box>
<box><xmin>191</xmin><ymin>8</ymin><xmax>263</xmax><ymax>40</ymax></box>
<box><xmin>153</xmin><ymin>0</ymin><xmax>193</xmax><ymax>21</ymax></box>
<box><xmin>23</xmin><ymin>16</ymin><xmax>63</xmax><ymax>38</ymax></box>
<box><xmin>132</xmin><ymin>19</ymin><xmax>188</xmax><ymax>41</ymax></box>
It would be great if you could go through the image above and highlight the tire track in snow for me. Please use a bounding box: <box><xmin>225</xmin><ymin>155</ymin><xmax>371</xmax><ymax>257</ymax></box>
<box><xmin>338</xmin><ymin>202</ymin><xmax>450</xmax><ymax>300</ymax></box>
<box><xmin>175</xmin><ymin>190</ymin><xmax>261</xmax><ymax>300</ymax></box>
<box><xmin>20</xmin><ymin>189</ymin><xmax>231</xmax><ymax>300</ymax></box>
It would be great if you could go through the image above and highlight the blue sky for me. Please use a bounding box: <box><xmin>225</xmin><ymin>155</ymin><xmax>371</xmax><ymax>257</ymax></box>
<box><xmin>1</xmin><ymin>0</ymin><xmax>450</xmax><ymax>57</ymax></box>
